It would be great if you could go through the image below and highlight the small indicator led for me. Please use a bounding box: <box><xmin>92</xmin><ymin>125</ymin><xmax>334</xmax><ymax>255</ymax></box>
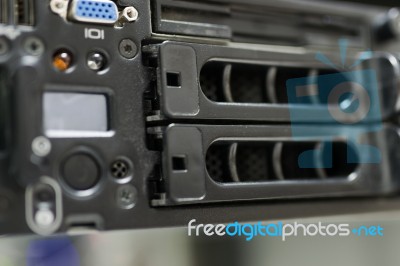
<box><xmin>52</xmin><ymin>50</ymin><xmax>73</xmax><ymax>72</ymax></box>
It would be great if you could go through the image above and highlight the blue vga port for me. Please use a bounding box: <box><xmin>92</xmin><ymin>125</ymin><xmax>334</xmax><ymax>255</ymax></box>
<box><xmin>68</xmin><ymin>0</ymin><xmax>118</xmax><ymax>25</ymax></box>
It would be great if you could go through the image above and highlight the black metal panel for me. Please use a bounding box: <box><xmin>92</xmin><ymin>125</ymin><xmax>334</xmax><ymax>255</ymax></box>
<box><xmin>0</xmin><ymin>0</ymin><xmax>400</xmax><ymax>236</ymax></box>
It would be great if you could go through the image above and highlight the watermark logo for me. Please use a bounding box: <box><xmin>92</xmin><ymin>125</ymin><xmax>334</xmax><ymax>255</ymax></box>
<box><xmin>286</xmin><ymin>39</ymin><xmax>382</xmax><ymax>168</ymax></box>
<box><xmin>188</xmin><ymin>219</ymin><xmax>384</xmax><ymax>241</ymax></box>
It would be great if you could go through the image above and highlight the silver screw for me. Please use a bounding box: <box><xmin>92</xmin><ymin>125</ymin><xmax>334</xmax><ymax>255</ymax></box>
<box><xmin>87</xmin><ymin>52</ymin><xmax>106</xmax><ymax>71</ymax></box>
<box><xmin>32</xmin><ymin>136</ymin><xmax>52</xmax><ymax>157</ymax></box>
<box><xmin>0</xmin><ymin>38</ymin><xmax>9</xmax><ymax>56</ymax></box>
<box><xmin>119</xmin><ymin>39</ymin><xmax>137</xmax><ymax>59</ymax></box>
<box><xmin>116</xmin><ymin>185</ymin><xmax>137</xmax><ymax>209</ymax></box>
<box><xmin>24</xmin><ymin>37</ymin><xmax>44</xmax><ymax>56</ymax></box>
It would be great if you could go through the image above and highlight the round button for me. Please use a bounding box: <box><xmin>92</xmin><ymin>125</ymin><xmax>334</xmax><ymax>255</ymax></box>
<box><xmin>62</xmin><ymin>154</ymin><xmax>100</xmax><ymax>191</ymax></box>
<box><xmin>35</xmin><ymin>208</ymin><xmax>55</xmax><ymax>228</ymax></box>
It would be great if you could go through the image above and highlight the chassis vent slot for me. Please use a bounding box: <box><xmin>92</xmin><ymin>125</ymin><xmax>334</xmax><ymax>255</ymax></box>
<box><xmin>16</xmin><ymin>0</ymin><xmax>34</xmax><ymax>25</ymax></box>
<box><xmin>152</xmin><ymin>0</ymin><xmax>232</xmax><ymax>39</ymax></box>
<box><xmin>200</xmin><ymin>61</ymin><xmax>342</xmax><ymax>105</ymax></box>
<box><xmin>152</xmin><ymin>0</ymin><xmax>366</xmax><ymax>48</ymax></box>
<box><xmin>206</xmin><ymin>140</ymin><xmax>359</xmax><ymax>183</ymax></box>
<box><xmin>0</xmin><ymin>0</ymin><xmax>7</xmax><ymax>24</ymax></box>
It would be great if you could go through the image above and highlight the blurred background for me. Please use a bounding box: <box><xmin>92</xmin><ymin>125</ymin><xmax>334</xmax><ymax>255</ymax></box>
<box><xmin>2</xmin><ymin>210</ymin><xmax>400</xmax><ymax>266</ymax></box>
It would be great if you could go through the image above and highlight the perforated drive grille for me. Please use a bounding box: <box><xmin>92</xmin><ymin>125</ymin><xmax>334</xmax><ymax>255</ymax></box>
<box><xmin>236</xmin><ymin>144</ymin><xmax>271</xmax><ymax>182</ymax></box>
<box><xmin>199</xmin><ymin>62</ymin><xmax>225</xmax><ymax>102</ymax></box>
<box><xmin>200</xmin><ymin>61</ymin><xmax>339</xmax><ymax>105</ymax></box>
<box><xmin>205</xmin><ymin>141</ymin><xmax>358</xmax><ymax>183</ymax></box>
<box><xmin>205</xmin><ymin>143</ymin><xmax>230</xmax><ymax>183</ymax></box>
<box><xmin>230</xmin><ymin>65</ymin><xmax>265</xmax><ymax>103</ymax></box>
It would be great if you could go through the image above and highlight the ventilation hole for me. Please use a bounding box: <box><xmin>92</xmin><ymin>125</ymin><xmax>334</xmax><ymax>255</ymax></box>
<box><xmin>323</xmin><ymin>141</ymin><xmax>359</xmax><ymax>177</ymax></box>
<box><xmin>206</xmin><ymin>143</ymin><xmax>230</xmax><ymax>182</ymax></box>
<box><xmin>230</xmin><ymin>64</ymin><xmax>266</xmax><ymax>103</ymax></box>
<box><xmin>280</xmin><ymin>142</ymin><xmax>321</xmax><ymax>179</ymax></box>
<box><xmin>199</xmin><ymin>62</ymin><xmax>226</xmax><ymax>101</ymax></box>
<box><xmin>200</xmin><ymin>61</ymin><xmax>349</xmax><ymax>106</ymax></box>
<box><xmin>236</xmin><ymin>143</ymin><xmax>275</xmax><ymax>182</ymax></box>
<box><xmin>206</xmin><ymin>141</ymin><xmax>359</xmax><ymax>183</ymax></box>
<box><xmin>274</xmin><ymin>67</ymin><xmax>310</xmax><ymax>103</ymax></box>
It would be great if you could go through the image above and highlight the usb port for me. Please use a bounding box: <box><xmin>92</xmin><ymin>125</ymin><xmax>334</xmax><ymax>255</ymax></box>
<box><xmin>15</xmin><ymin>0</ymin><xmax>34</xmax><ymax>25</ymax></box>
<box><xmin>1</xmin><ymin>0</ymin><xmax>8</xmax><ymax>24</ymax></box>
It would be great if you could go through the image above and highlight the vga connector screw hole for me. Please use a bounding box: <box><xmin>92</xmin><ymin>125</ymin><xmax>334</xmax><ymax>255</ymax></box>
<box><xmin>119</xmin><ymin>6</ymin><xmax>138</xmax><ymax>24</ymax></box>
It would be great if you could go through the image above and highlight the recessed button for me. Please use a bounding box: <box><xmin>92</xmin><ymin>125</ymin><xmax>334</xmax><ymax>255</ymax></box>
<box><xmin>62</xmin><ymin>154</ymin><xmax>100</xmax><ymax>191</ymax></box>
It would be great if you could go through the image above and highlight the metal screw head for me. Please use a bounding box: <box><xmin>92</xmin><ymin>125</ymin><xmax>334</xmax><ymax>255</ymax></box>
<box><xmin>32</xmin><ymin>136</ymin><xmax>52</xmax><ymax>157</ymax></box>
<box><xmin>24</xmin><ymin>37</ymin><xmax>44</xmax><ymax>56</ymax></box>
<box><xmin>0</xmin><ymin>38</ymin><xmax>9</xmax><ymax>56</ymax></box>
<box><xmin>116</xmin><ymin>185</ymin><xmax>137</xmax><ymax>209</ymax></box>
<box><xmin>119</xmin><ymin>39</ymin><xmax>137</xmax><ymax>59</ymax></box>
<box><xmin>87</xmin><ymin>52</ymin><xmax>106</xmax><ymax>71</ymax></box>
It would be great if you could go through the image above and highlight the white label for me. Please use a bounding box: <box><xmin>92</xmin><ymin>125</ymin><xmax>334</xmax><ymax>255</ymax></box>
<box><xmin>84</xmin><ymin>28</ymin><xmax>105</xmax><ymax>40</ymax></box>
